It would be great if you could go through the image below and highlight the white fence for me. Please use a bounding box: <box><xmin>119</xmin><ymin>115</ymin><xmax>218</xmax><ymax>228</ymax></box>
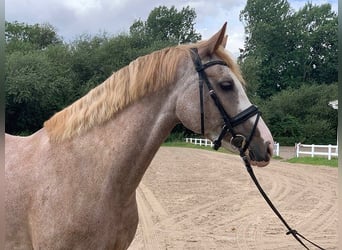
<box><xmin>185</xmin><ymin>138</ymin><xmax>280</xmax><ymax>157</ymax></box>
<box><xmin>185</xmin><ymin>138</ymin><xmax>214</xmax><ymax>147</ymax></box>
<box><xmin>295</xmin><ymin>143</ymin><xmax>338</xmax><ymax>160</ymax></box>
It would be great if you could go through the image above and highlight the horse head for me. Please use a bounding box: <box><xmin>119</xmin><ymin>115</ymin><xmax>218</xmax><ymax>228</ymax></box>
<box><xmin>176</xmin><ymin>23</ymin><xmax>274</xmax><ymax>167</ymax></box>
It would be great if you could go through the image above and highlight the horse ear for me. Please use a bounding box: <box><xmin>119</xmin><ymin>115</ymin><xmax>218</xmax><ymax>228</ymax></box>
<box><xmin>206</xmin><ymin>22</ymin><xmax>227</xmax><ymax>54</ymax></box>
<box><xmin>222</xmin><ymin>35</ymin><xmax>228</xmax><ymax>49</ymax></box>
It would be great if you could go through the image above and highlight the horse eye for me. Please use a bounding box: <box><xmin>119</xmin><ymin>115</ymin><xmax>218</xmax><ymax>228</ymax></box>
<box><xmin>220</xmin><ymin>80</ymin><xmax>234</xmax><ymax>91</ymax></box>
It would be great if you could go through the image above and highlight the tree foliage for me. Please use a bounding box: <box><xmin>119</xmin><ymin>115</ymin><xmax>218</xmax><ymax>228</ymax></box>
<box><xmin>130</xmin><ymin>5</ymin><xmax>201</xmax><ymax>44</ymax></box>
<box><xmin>259</xmin><ymin>83</ymin><xmax>337</xmax><ymax>145</ymax></box>
<box><xmin>5</xmin><ymin>6</ymin><xmax>200</xmax><ymax>135</ymax></box>
<box><xmin>5</xmin><ymin>47</ymin><xmax>75</xmax><ymax>134</ymax></box>
<box><xmin>5</xmin><ymin>4</ymin><xmax>337</xmax><ymax>146</ymax></box>
<box><xmin>291</xmin><ymin>3</ymin><xmax>338</xmax><ymax>85</ymax></box>
<box><xmin>240</xmin><ymin>0</ymin><xmax>337</xmax><ymax>99</ymax></box>
<box><xmin>5</xmin><ymin>21</ymin><xmax>62</xmax><ymax>53</ymax></box>
<box><xmin>239</xmin><ymin>0</ymin><xmax>337</xmax><ymax>145</ymax></box>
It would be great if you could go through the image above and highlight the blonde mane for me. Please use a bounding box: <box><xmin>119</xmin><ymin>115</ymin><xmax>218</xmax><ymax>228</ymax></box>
<box><xmin>44</xmin><ymin>43</ymin><xmax>244</xmax><ymax>142</ymax></box>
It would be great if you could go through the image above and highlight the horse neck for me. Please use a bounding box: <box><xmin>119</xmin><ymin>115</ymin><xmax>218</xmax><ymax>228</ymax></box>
<box><xmin>72</xmin><ymin>86</ymin><xmax>179</xmax><ymax>198</ymax></box>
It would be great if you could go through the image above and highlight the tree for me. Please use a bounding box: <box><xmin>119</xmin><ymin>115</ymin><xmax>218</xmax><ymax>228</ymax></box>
<box><xmin>259</xmin><ymin>83</ymin><xmax>337</xmax><ymax>145</ymax></box>
<box><xmin>68</xmin><ymin>33</ymin><xmax>175</xmax><ymax>96</ymax></box>
<box><xmin>240</xmin><ymin>0</ymin><xmax>293</xmax><ymax>98</ymax></box>
<box><xmin>5</xmin><ymin>6</ymin><xmax>203</xmax><ymax>135</ymax></box>
<box><xmin>240</xmin><ymin>1</ymin><xmax>337</xmax><ymax>99</ymax></box>
<box><xmin>5</xmin><ymin>22</ymin><xmax>74</xmax><ymax>134</ymax></box>
<box><xmin>5</xmin><ymin>47</ymin><xmax>75</xmax><ymax>134</ymax></box>
<box><xmin>68</xmin><ymin>34</ymin><xmax>110</xmax><ymax>96</ymax></box>
<box><xmin>290</xmin><ymin>3</ymin><xmax>338</xmax><ymax>84</ymax></box>
<box><xmin>5</xmin><ymin>21</ymin><xmax>62</xmax><ymax>52</ymax></box>
<box><xmin>129</xmin><ymin>19</ymin><xmax>146</xmax><ymax>39</ymax></box>
<box><xmin>240</xmin><ymin>0</ymin><xmax>292</xmax><ymax>56</ymax></box>
<box><xmin>130</xmin><ymin>5</ymin><xmax>201</xmax><ymax>44</ymax></box>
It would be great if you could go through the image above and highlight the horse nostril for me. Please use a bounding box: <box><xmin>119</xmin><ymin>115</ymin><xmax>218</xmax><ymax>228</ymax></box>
<box><xmin>266</xmin><ymin>141</ymin><xmax>273</xmax><ymax>157</ymax></box>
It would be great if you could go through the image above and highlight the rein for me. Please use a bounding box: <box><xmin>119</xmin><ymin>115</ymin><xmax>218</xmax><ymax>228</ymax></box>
<box><xmin>241</xmin><ymin>155</ymin><xmax>326</xmax><ymax>250</ymax></box>
<box><xmin>190</xmin><ymin>48</ymin><xmax>326</xmax><ymax>250</ymax></box>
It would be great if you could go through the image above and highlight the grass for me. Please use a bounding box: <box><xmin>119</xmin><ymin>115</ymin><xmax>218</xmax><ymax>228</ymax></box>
<box><xmin>286</xmin><ymin>156</ymin><xmax>338</xmax><ymax>168</ymax></box>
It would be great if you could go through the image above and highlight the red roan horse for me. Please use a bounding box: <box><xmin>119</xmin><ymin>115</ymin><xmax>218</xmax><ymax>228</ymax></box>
<box><xmin>5</xmin><ymin>23</ymin><xmax>273</xmax><ymax>249</ymax></box>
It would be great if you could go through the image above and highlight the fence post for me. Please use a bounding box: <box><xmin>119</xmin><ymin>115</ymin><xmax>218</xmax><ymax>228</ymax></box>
<box><xmin>311</xmin><ymin>144</ymin><xmax>314</xmax><ymax>157</ymax></box>
<box><xmin>328</xmin><ymin>144</ymin><xmax>331</xmax><ymax>160</ymax></box>
<box><xmin>296</xmin><ymin>143</ymin><xmax>299</xmax><ymax>158</ymax></box>
<box><xmin>278</xmin><ymin>143</ymin><xmax>280</xmax><ymax>156</ymax></box>
<box><xmin>276</xmin><ymin>143</ymin><xmax>279</xmax><ymax>156</ymax></box>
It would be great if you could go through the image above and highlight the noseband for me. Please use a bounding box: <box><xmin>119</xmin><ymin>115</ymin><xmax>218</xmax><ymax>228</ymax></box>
<box><xmin>190</xmin><ymin>48</ymin><xmax>260</xmax><ymax>155</ymax></box>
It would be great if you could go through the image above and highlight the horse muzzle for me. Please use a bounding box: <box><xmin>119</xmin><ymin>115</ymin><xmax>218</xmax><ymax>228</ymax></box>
<box><xmin>248</xmin><ymin>140</ymin><xmax>273</xmax><ymax>167</ymax></box>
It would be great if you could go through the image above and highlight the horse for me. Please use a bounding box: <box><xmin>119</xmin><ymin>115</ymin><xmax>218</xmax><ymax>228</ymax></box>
<box><xmin>5</xmin><ymin>23</ymin><xmax>274</xmax><ymax>249</ymax></box>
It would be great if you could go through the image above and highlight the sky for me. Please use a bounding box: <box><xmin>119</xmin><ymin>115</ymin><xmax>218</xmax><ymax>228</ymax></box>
<box><xmin>5</xmin><ymin>0</ymin><xmax>338</xmax><ymax>58</ymax></box>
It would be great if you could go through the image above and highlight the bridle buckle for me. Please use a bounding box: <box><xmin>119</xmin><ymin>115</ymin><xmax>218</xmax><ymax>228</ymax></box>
<box><xmin>230</xmin><ymin>134</ymin><xmax>246</xmax><ymax>150</ymax></box>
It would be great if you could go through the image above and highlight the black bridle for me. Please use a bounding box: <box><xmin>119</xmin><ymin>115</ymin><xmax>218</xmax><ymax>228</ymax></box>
<box><xmin>190</xmin><ymin>48</ymin><xmax>260</xmax><ymax>154</ymax></box>
<box><xmin>190</xmin><ymin>47</ymin><xmax>326</xmax><ymax>250</ymax></box>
